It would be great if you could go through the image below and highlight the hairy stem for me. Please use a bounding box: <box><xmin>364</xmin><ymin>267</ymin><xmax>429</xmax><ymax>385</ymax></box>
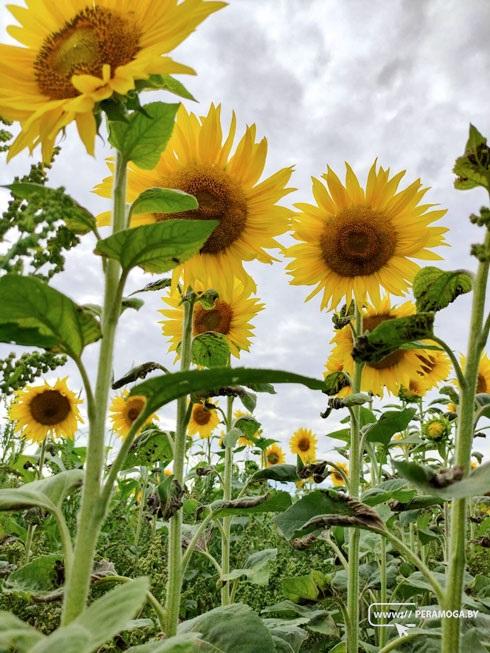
<box><xmin>221</xmin><ymin>395</ymin><xmax>234</xmax><ymax>605</ymax></box>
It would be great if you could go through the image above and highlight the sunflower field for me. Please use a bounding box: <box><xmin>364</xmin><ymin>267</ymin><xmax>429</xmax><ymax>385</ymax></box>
<box><xmin>0</xmin><ymin>2</ymin><xmax>489</xmax><ymax>652</ymax></box>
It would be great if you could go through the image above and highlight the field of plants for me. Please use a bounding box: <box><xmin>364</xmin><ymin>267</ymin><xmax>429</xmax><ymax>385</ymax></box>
<box><xmin>0</xmin><ymin>1</ymin><xmax>489</xmax><ymax>652</ymax></box>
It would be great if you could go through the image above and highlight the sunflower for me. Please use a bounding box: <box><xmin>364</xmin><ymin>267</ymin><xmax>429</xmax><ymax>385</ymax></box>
<box><xmin>330</xmin><ymin>462</ymin><xmax>348</xmax><ymax>487</ymax></box>
<box><xmin>233</xmin><ymin>409</ymin><xmax>259</xmax><ymax>446</ymax></box>
<box><xmin>289</xmin><ymin>427</ymin><xmax>317</xmax><ymax>464</ymax></box>
<box><xmin>0</xmin><ymin>0</ymin><xmax>225</xmax><ymax>160</ymax></box>
<box><xmin>422</xmin><ymin>416</ymin><xmax>451</xmax><ymax>441</ymax></box>
<box><xmin>161</xmin><ymin>279</ymin><xmax>264</xmax><ymax>359</ymax></box>
<box><xmin>187</xmin><ymin>401</ymin><xmax>220</xmax><ymax>438</ymax></box>
<box><xmin>471</xmin><ymin>353</ymin><xmax>490</xmax><ymax>394</ymax></box>
<box><xmin>326</xmin><ymin>297</ymin><xmax>448</xmax><ymax>396</ymax></box>
<box><xmin>265</xmin><ymin>443</ymin><xmax>285</xmax><ymax>467</ymax></box>
<box><xmin>286</xmin><ymin>161</ymin><xmax>447</xmax><ymax>309</ymax></box>
<box><xmin>95</xmin><ymin>104</ymin><xmax>294</xmax><ymax>290</ymax></box>
<box><xmin>109</xmin><ymin>391</ymin><xmax>154</xmax><ymax>439</ymax></box>
<box><xmin>9</xmin><ymin>377</ymin><xmax>82</xmax><ymax>443</ymax></box>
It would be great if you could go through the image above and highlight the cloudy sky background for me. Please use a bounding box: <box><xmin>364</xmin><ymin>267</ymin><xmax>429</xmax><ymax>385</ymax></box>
<box><xmin>1</xmin><ymin>0</ymin><xmax>489</xmax><ymax>461</ymax></box>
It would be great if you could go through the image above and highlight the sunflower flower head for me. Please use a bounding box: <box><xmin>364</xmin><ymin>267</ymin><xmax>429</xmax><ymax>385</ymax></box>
<box><xmin>287</xmin><ymin>161</ymin><xmax>447</xmax><ymax>310</ymax></box>
<box><xmin>330</xmin><ymin>461</ymin><xmax>348</xmax><ymax>487</ymax></box>
<box><xmin>326</xmin><ymin>297</ymin><xmax>449</xmax><ymax>396</ymax></box>
<box><xmin>289</xmin><ymin>427</ymin><xmax>317</xmax><ymax>464</ymax></box>
<box><xmin>460</xmin><ymin>353</ymin><xmax>490</xmax><ymax>394</ymax></box>
<box><xmin>188</xmin><ymin>401</ymin><xmax>220</xmax><ymax>439</ymax></box>
<box><xmin>423</xmin><ymin>415</ymin><xmax>451</xmax><ymax>442</ymax></box>
<box><xmin>95</xmin><ymin>104</ymin><xmax>294</xmax><ymax>291</ymax></box>
<box><xmin>265</xmin><ymin>443</ymin><xmax>285</xmax><ymax>467</ymax></box>
<box><xmin>161</xmin><ymin>279</ymin><xmax>264</xmax><ymax>359</ymax></box>
<box><xmin>109</xmin><ymin>391</ymin><xmax>153</xmax><ymax>439</ymax></box>
<box><xmin>0</xmin><ymin>0</ymin><xmax>226</xmax><ymax>160</ymax></box>
<box><xmin>9</xmin><ymin>377</ymin><xmax>82</xmax><ymax>443</ymax></box>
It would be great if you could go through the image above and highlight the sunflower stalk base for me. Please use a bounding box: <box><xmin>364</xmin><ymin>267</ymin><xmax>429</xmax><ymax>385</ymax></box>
<box><xmin>441</xmin><ymin>228</ymin><xmax>490</xmax><ymax>652</ymax></box>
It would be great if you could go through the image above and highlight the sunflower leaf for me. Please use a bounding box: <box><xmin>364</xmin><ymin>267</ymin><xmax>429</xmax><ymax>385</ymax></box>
<box><xmin>0</xmin><ymin>469</ymin><xmax>83</xmax><ymax>514</ymax></box>
<box><xmin>210</xmin><ymin>491</ymin><xmax>292</xmax><ymax>517</ymax></box>
<box><xmin>413</xmin><ymin>266</ymin><xmax>473</xmax><ymax>312</ymax></box>
<box><xmin>129</xmin><ymin>188</ymin><xmax>198</xmax><ymax>217</ymax></box>
<box><xmin>121</xmin><ymin>428</ymin><xmax>173</xmax><ymax>470</ymax></box>
<box><xmin>0</xmin><ymin>276</ymin><xmax>101</xmax><ymax>357</ymax></box>
<box><xmin>112</xmin><ymin>362</ymin><xmax>169</xmax><ymax>390</ymax></box>
<box><xmin>94</xmin><ymin>219</ymin><xmax>217</xmax><ymax>273</ymax></box>
<box><xmin>251</xmin><ymin>465</ymin><xmax>299</xmax><ymax>483</ymax></box>
<box><xmin>0</xmin><ymin>612</ymin><xmax>44</xmax><ymax>652</ymax></box>
<box><xmin>129</xmin><ymin>368</ymin><xmax>326</xmax><ymax>415</ymax></box>
<box><xmin>352</xmin><ymin>313</ymin><xmax>434</xmax><ymax>364</ymax></box>
<box><xmin>136</xmin><ymin>74</ymin><xmax>197</xmax><ymax>101</ymax></box>
<box><xmin>192</xmin><ymin>332</ymin><xmax>230</xmax><ymax>368</ymax></box>
<box><xmin>395</xmin><ymin>460</ymin><xmax>490</xmax><ymax>499</ymax></box>
<box><xmin>453</xmin><ymin>124</ymin><xmax>490</xmax><ymax>191</ymax></box>
<box><xmin>365</xmin><ymin>408</ymin><xmax>416</xmax><ymax>445</ymax></box>
<box><xmin>129</xmin><ymin>278</ymin><xmax>172</xmax><ymax>295</ymax></box>
<box><xmin>108</xmin><ymin>102</ymin><xmax>179</xmax><ymax>169</ymax></box>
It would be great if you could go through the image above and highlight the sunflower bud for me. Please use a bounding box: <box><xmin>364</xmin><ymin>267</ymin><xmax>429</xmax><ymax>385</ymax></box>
<box><xmin>423</xmin><ymin>416</ymin><xmax>451</xmax><ymax>441</ymax></box>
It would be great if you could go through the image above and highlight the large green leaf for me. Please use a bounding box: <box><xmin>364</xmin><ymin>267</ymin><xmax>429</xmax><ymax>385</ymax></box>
<box><xmin>192</xmin><ymin>332</ymin><xmax>230</xmax><ymax>368</ymax></box>
<box><xmin>352</xmin><ymin>313</ymin><xmax>434</xmax><ymax>364</ymax></box>
<box><xmin>94</xmin><ymin>219</ymin><xmax>217</xmax><ymax>274</ymax></box>
<box><xmin>5</xmin><ymin>554</ymin><xmax>62</xmax><ymax>595</ymax></box>
<box><xmin>413</xmin><ymin>266</ymin><xmax>473</xmax><ymax>312</ymax></box>
<box><xmin>365</xmin><ymin>408</ymin><xmax>416</xmax><ymax>445</ymax></box>
<box><xmin>362</xmin><ymin>479</ymin><xmax>416</xmax><ymax>506</ymax></box>
<box><xmin>121</xmin><ymin>428</ymin><xmax>173</xmax><ymax>470</ymax></box>
<box><xmin>395</xmin><ymin>460</ymin><xmax>490</xmax><ymax>499</ymax></box>
<box><xmin>130</xmin><ymin>368</ymin><xmax>326</xmax><ymax>415</ymax></box>
<box><xmin>0</xmin><ymin>276</ymin><xmax>101</xmax><ymax>356</ymax></box>
<box><xmin>281</xmin><ymin>570</ymin><xmax>328</xmax><ymax>602</ymax></box>
<box><xmin>222</xmin><ymin>549</ymin><xmax>277</xmax><ymax>586</ymax></box>
<box><xmin>126</xmin><ymin>633</ymin><xmax>200</xmax><ymax>653</ymax></box>
<box><xmin>0</xmin><ymin>612</ymin><xmax>44</xmax><ymax>651</ymax></box>
<box><xmin>251</xmin><ymin>465</ymin><xmax>299</xmax><ymax>483</ymax></box>
<box><xmin>0</xmin><ymin>469</ymin><xmax>83</xmax><ymax>513</ymax></box>
<box><xmin>210</xmin><ymin>491</ymin><xmax>291</xmax><ymax>517</ymax></box>
<box><xmin>178</xmin><ymin>603</ymin><xmax>276</xmax><ymax>653</ymax></box>
<box><xmin>108</xmin><ymin>102</ymin><xmax>179</xmax><ymax>169</ymax></box>
<box><xmin>130</xmin><ymin>188</ymin><xmax>198</xmax><ymax>217</ymax></box>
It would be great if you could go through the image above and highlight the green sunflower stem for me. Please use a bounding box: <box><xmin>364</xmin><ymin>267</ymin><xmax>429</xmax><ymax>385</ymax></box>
<box><xmin>24</xmin><ymin>437</ymin><xmax>48</xmax><ymax>563</ymax></box>
<box><xmin>61</xmin><ymin>151</ymin><xmax>128</xmax><ymax>625</ymax></box>
<box><xmin>441</xmin><ymin>227</ymin><xmax>490</xmax><ymax>653</ymax></box>
<box><xmin>221</xmin><ymin>394</ymin><xmax>234</xmax><ymax>606</ymax></box>
<box><xmin>165</xmin><ymin>290</ymin><xmax>195</xmax><ymax>637</ymax></box>
<box><xmin>347</xmin><ymin>305</ymin><xmax>363</xmax><ymax>653</ymax></box>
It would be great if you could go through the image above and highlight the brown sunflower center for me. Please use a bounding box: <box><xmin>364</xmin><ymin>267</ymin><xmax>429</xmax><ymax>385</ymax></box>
<box><xmin>477</xmin><ymin>373</ymin><xmax>487</xmax><ymax>394</ymax></box>
<box><xmin>363</xmin><ymin>313</ymin><xmax>405</xmax><ymax>369</ymax></box>
<box><xmin>193</xmin><ymin>300</ymin><xmax>233</xmax><ymax>335</ymax></box>
<box><xmin>267</xmin><ymin>452</ymin><xmax>279</xmax><ymax>464</ymax></box>
<box><xmin>320</xmin><ymin>207</ymin><xmax>396</xmax><ymax>277</ymax></box>
<box><xmin>34</xmin><ymin>7</ymin><xmax>141</xmax><ymax>99</ymax></box>
<box><xmin>30</xmin><ymin>390</ymin><xmax>71</xmax><ymax>426</ymax></box>
<box><xmin>156</xmin><ymin>165</ymin><xmax>248</xmax><ymax>254</ymax></box>
<box><xmin>126</xmin><ymin>397</ymin><xmax>146</xmax><ymax>423</ymax></box>
<box><xmin>297</xmin><ymin>437</ymin><xmax>311</xmax><ymax>452</ymax></box>
<box><xmin>193</xmin><ymin>404</ymin><xmax>212</xmax><ymax>425</ymax></box>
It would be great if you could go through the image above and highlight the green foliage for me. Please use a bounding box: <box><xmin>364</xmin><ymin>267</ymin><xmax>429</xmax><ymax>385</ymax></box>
<box><xmin>453</xmin><ymin>124</ymin><xmax>490</xmax><ymax>191</ymax></box>
<box><xmin>222</xmin><ymin>549</ymin><xmax>277</xmax><ymax>586</ymax></box>
<box><xmin>365</xmin><ymin>408</ymin><xmax>416</xmax><ymax>445</ymax></box>
<box><xmin>121</xmin><ymin>428</ymin><xmax>174</xmax><ymax>470</ymax></box>
<box><xmin>5</xmin><ymin>554</ymin><xmax>63</xmax><ymax>596</ymax></box>
<box><xmin>281</xmin><ymin>570</ymin><xmax>328</xmax><ymax>602</ymax></box>
<box><xmin>135</xmin><ymin>74</ymin><xmax>197</xmax><ymax>101</ymax></box>
<box><xmin>251</xmin><ymin>465</ymin><xmax>299</xmax><ymax>483</ymax></box>
<box><xmin>210</xmin><ymin>491</ymin><xmax>292</xmax><ymax>517</ymax></box>
<box><xmin>130</xmin><ymin>188</ymin><xmax>198</xmax><ymax>217</ymax></box>
<box><xmin>191</xmin><ymin>332</ymin><xmax>230</xmax><ymax>368</ymax></box>
<box><xmin>95</xmin><ymin>219</ymin><xmax>217</xmax><ymax>274</ymax></box>
<box><xmin>395</xmin><ymin>460</ymin><xmax>490</xmax><ymax>499</ymax></box>
<box><xmin>108</xmin><ymin>102</ymin><xmax>179</xmax><ymax>168</ymax></box>
<box><xmin>0</xmin><ymin>612</ymin><xmax>44</xmax><ymax>651</ymax></box>
<box><xmin>0</xmin><ymin>350</ymin><xmax>67</xmax><ymax>395</ymax></box>
<box><xmin>0</xmin><ymin>469</ymin><xmax>83</xmax><ymax>514</ymax></box>
<box><xmin>413</xmin><ymin>266</ymin><xmax>473</xmax><ymax>312</ymax></box>
<box><xmin>353</xmin><ymin>313</ymin><xmax>434</xmax><ymax>364</ymax></box>
<box><xmin>0</xmin><ymin>275</ymin><xmax>101</xmax><ymax>357</ymax></box>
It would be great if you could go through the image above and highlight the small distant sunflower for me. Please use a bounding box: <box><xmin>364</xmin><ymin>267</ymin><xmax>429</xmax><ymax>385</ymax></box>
<box><xmin>422</xmin><ymin>415</ymin><xmax>451</xmax><ymax>441</ymax></box>
<box><xmin>447</xmin><ymin>402</ymin><xmax>458</xmax><ymax>414</ymax></box>
<box><xmin>188</xmin><ymin>401</ymin><xmax>220</xmax><ymax>438</ymax></box>
<box><xmin>265</xmin><ymin>443</ymin><xmax>285</xmax><ymax>467</ymax></box>
<box><xmin>95</xmin><ymin>104</ymin><xmax>294</xmax><ymax>290</ymax></box>
<box><xmin>9</xmin><ymin>377</ymin><xmax>82</xmax><ymax>443</ymax></box>
<box><xmin>287</xmin><ymin>161</ymin><xmax>447</xmax><ymax>309</ymax></box>
<box><xmin>474</xmin><ymin>353</ymin><xmax>490</xmax><ymax>394</ymax></box>
<box><xmin>289</xmin><ymin>427</ymin><xmax>317</xmax><ymax>464</ymax></box>
<box><xmin>0</xmin><ymin>0</ymin><xmax>225</xmax><ymax>160</ymax></box>
<box><xmin>161</xmin><ymin>279</ymin><xmax>264</xmax><ymax>359</ymax></box>
<box><xmin>110</xmin><ymin>391</ymin><xmax>153</xmax><ymax>439</ymax></box>
<box><xmin>330</xmin><ymin>462</ymin><xmax>348</xmax><ymax>487</ymax></box>
<box><xmin>326</xmin><ymin>297</ymin><xmax>448</xmax><ymax>396</ymax></box>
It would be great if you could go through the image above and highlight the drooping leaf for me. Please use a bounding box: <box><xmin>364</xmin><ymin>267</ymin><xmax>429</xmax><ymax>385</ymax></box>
<box><xmin>112</xmin><ymin>362</ymin><xmax>169</xmax><ymax>390</ymax></box>
<box><xmin>191</xmin><ymin>332</ymin><xmax>230</xmax><ymax>368</ymax></box>
<box><xmin>0</xmin><ymin>612</ymin><xmax>44</xmax><ymax>651</ymax></box>
<box><xmin>130</xmin><ymin>188</ymin><xmax>198</xmax><ymax>217</ymax></box>
<box><xmin>0</xmin><ymin>275</ymin><xmax>101</xmax><ymax>357</ymax></box>
<box><xmin>136</xmin><ymin>74</ymin><xmax>196</xmax><ymax>101</ymax></box>
<box><xmin>0</xmin><ymin>469</ymin><xmax>83</xmax><ymax>513</ymax></box>
<box><xmin>178</xmin><ymin>603</ymin><xmax>276</xmax><ymax>653</ymax></box>
<box><xmin>129</xmin><ymin>278</ymin><xmax>172</xmax><ymax>296</ymax></box>
<box><xmin>365</xmin><ymin>408</ymin><xmax>416</xmax><ymax>445</ymax></box>
<box><xmin>222</xmin><ymin>549</ymin><xmax>277</xmax><ymax>586</ymax></box>
<box><xmin>130</xmin><ymin>367</ymin><xmax>326</xmax><ymax>415</ymax></box>
<box><xmin>362</xmin><ymin>479</ymin><xmax>416</xmax><ymax>507</ymax></box>
<box><xmin>210</xmin><ymin>491</ymin><xmax>291</xmax><ymax>517</ymax></box>
<box><xmin>108</xmin><ymin>102</ymin><xmax>179</xmax><ymax>169</ymax></box>
<box><xmin>95</xmin><ymin>219</ymin><xmax>217</xmax><ymax>274</ymax></box>
<box><xmin>395</xmin><ymin>460</ymin><xmax>490</xmax><ymax>499</ymax></box>
<box><xmin>251</xmin><ymin>465</ymin><xmax>299</xmax><ymax>483</ymax></box>
<box><xmin>413</xmin><ymin>266</ymin><xmax>473</xmax><ymax>312</ymax></box>
<box><xmin>352</xmin><ymin>313</ymin><xmax>434</xmax><ymax>364</ymax></box>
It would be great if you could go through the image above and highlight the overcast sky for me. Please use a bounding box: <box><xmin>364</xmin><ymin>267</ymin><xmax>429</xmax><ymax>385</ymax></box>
<box><xmin>1</xmin><ymin>0</ymin><xmax>489</xmax><ymax>462</ymax></box>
